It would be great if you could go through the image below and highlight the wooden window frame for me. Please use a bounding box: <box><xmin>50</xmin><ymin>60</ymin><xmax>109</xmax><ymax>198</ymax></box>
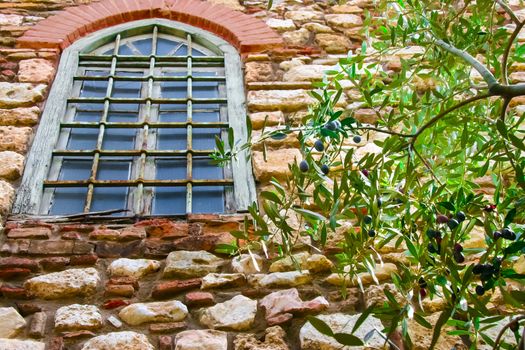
<box><xmin>13</xmin><ymin>19</ymin><xmax>256</xmax><ymax>216</ymax></box>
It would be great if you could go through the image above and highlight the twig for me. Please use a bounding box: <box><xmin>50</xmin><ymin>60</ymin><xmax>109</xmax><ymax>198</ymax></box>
<box><xmin>493</xmin><ymin>315</ymin><xmax>525</xmax><ymax>350</ymax></box>
<box><xmin>412</xmin><ymin>146</ymin><xmax>447</xmax><ymax>188</ymax></box>
<box><xmin>501</xmin><ymin>20</ymin><xmax>525</xmax><ymax>85</ymax></box>
<box><xmin>495</xmin><ymin>0</ymin><xmax>521</xmax><ymax>25</ymax></box>
<box><xmin>410</xmin><ymin>93</ymin><xmax>492</xmax><ymax>144</ymax></box>
<box><xmin>499</xmin><ymin>97</ymin><xmax>511</xmax><ymax>121</ymax></box>
<box><xmin>355</xmin><ymin>126</ymin><xmax>414</xmax><ymax>137</ymax></box>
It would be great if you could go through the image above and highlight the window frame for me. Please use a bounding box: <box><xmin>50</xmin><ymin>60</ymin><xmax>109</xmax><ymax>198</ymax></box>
<box><xmin>13</xmin><ymin>19</ymin><xmax>256</xmax><ymax>216</ymax></box>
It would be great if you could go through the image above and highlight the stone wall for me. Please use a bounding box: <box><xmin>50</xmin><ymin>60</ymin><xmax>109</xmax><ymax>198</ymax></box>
<box><xmin>0</xmin><ymin>0</ymin><xmax>522</xmax><ymax>349</ymax></box>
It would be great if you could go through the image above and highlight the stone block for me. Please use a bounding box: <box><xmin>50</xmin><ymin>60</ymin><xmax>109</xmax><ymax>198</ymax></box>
<box><xmin>18</xmin><ymin>59</ymin><xmax>55</xmax><ymax>83</ymax></box>
<box><xmin>0</xmin><ymin>151</ymin><xmax>24</xmax><ymax>180</ymax></box>
<box><xmin>251</xmin><ymin>148</ymin><xmax>302</xmax><ymax>182</ymax></box>
<box><xmin>0</xmin><ymin>106</ymin><xmax>40</xmax><ymax>126</ymax></box>
<box><xmin>0</xmin><ymin>83</ymin><xmax>46</xmax><ymax>108</ymax></box>
<box><xmin>0</xmin><ymin>126</ymin><xmax>32</xmax><ymax>153</ymax></box>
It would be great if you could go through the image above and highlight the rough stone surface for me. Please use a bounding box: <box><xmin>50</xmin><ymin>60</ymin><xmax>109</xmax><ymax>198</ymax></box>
<box><xmin>174</xmin><ymin>329</ymin><xmax>228</xmax><ymax>350</ymax></box>
<box><xmin>247</xmin><ymin>90</ymin><xmax>315</xmax><ymax>112</ymax></box>
<box><xmin>245</xmin><ymin>62</ymin><xmax>274</xmax><ymax>83</ymax></box>
<box><xmin>200</xmin><ymin>295</ymin><xmax>257</xmax><ymax>330</ymax></box>
<box><xmin>163</xmin><ymin>250</ymin><xmax>224</xmax><ymax>278</ymax></box>
<box><xmin>300</xmin><ymin>313</ymin><xmax>385</xmax><ymax>349</ymax></box>
<box><xmin>0</xmin><ymin>14</ymin><xmax>24</xmax><ymax>26</ymax></box>
<box><xmin>231</xmin><ymin>253</ymin><xmax>264</xmax><ymax>274</ymax></box>
<box><xmin>0</xmin><ymin>307</ymin><xmax>26</xmax><ymax>338</ymax></box>
<box><xmin>107</xmin><ymin>258</ymin><xmax>161</xmax><ymax>278</ymax></box>
<box><xmin>249</xmin><ymin>111</ymin><xmax>285</xmax><ymax>130</ymax></box>
<box><xmin>207</xmin><ymin>0</ymin><xmax>243</xmax><ymax>10</ymax></box>
<box><xmin>0</xmin><ymin>339</ymin><xmax>45</xmax><ymax>350</ymax></box>
<box><xmin>249</xmin><ymin>271</ymin><xmax>312</xmax><ymax>288</ymax></box>
<box><xmin>315</xmin><ymin>34</ymin><xmax>352</xmax><ymax>53</ymax></box>
<box><xmin>283</xmin><ymin>64</ymin><xmax>334</xmax><ymax>82</ymax></box>
<box><xmin>326</xmin><ymin>263</ymin><xmax>397</xmax><ymax>286</ymax></box>
<box><xmin>119</xmin><ymin>301</ymin><xmax>188</xmax><ymax>325</ymax></box>
<box><xmin>81</xmin><ymin>331</ymin><xmax>155</xmax><ymax>350</ymax></box>
<box><xmin>24</xmin><ymin>268</ymin><xmax>100</xmax><ymax>299</ymax></box>
<box><xmin>252</xmin><ymin>148</ymin><xmax>302</xmax><ymax>182</ymax></box>
<box><xmin>55</xmin><ymin>304</ymin><xmax>103</xmax><ymax>331</ymax></box>
<box><xmin>0</xmin><ymin>126</ymin><xmax>32</xmax><ymax>153</ymax></box>
<box><xmin>201</xmin><ymin>273</ymin><xmax>246</xmax><ymax>289</ymax></box>
<box><xmin>0</xmin><ymin>151</ymin><xmax>24</xmax><ymax>180</ymax></box>
<box><xmin>282</xmin><ymin>28</ymin><xmax>311</xmax><ymax>46</ymax></box>
<box><xmin>259</xmin><ymin>288</ymin><xmax>329</xmax><ymax>325</ymax></box>
<box><xmin>0</xmin><ymin>83</ymin><xmax>46</xmax><ymax>108</ymax></box>
<box><xmin>0</xmin><ymin>179</ymin><xmax>15</xmax><ymax>215</ymax></box>
<box><xmin>407</xmin><ymin>313</ymin><xmax>466</xmax><ymax>350</ymax></box>
<box><xmin>234</xmin><ymin>326</ymin><xmax>290</xmax><ymax>350</ymax></box>
<box><xmin>325</xmin><ymin>14</ymin><xmax>363</xmax><ymax>28</ymax></box>
<box><xmin>269</xmin><ymin>252</ymin><xmax>333</xmax><ymax>273</ymax></box>
<box><xmin>18</xmin><ymin>59</ymin><xmax>55</xmax><ymax>83</ymax></box>
<box><xmin>0</xmin><ymin>107</ymin><xmax>40</xmax><ymax>126</ymax></box>
<box><xmin>285</xmin><ymin>10</ymin><xmax>324</xmax><ymax>24</ymax></box>
<box><xmin>266</xmin><ymin>18</ymin><xmax>296</xmax><ymax>32</ymax></box>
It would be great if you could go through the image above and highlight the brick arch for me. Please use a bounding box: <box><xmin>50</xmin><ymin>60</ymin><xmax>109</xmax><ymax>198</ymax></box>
<box><xmin>16</xmin><ymin>0</ymin><xmax>283</xmax><ymax>54</ymax></box>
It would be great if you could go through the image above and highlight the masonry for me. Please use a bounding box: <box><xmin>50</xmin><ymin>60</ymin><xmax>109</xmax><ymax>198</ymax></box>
<box><xmin>0</xmin><ymin>0</ymin><xmax>523</xmax><ymax>349</ymax></box>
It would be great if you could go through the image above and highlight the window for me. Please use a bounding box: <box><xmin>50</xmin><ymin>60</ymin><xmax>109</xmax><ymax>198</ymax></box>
<box><xmin>14</xmin><ymin>19</ymin><xmax>255</xmax><ymax>216</ymax></box>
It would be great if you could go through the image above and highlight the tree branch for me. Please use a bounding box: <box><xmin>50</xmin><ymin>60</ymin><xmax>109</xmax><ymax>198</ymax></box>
<box><xmin>495</xmin><ymin>0</ymin><xmax>521</xmax><ymax>25</ymax></box>
<box><xmin>433</xmin><ymin>39</ymin><xmax>498</xmax><ymax>88</ymax></box>
<box><xmin>410</xmin><ymin>93</ymin><xmax>492</xmax><ymax>144</ymax></box>
<box><xmin>493</xmin><ymin>316</ymin><xmax>525</xmax><ymax>350</ymax></box>
<box><xmin>355</xmin><ymin>126</ymin><xmax>413</xmax><ymax>137</ymax></box>
<box><xmin>501</xmin><ymin>20</ymin><xmax>525</xmax><ymax>85</ymax></box>
<box><xmin>499</xmin><ymin>97</ymin><xmax>511</xmax><ymax>121</ymax></box>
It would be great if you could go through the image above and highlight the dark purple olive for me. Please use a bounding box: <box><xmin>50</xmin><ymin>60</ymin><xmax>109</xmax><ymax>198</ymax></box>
<box><xmin>361</xmin><ymin>169</ymin><xmax>369</xmax><ymax>177</ymax></box>
<box><xmin>428</xmin><ymin>242</ymin><xmax>438</xmax><ymax>254</ymax></box>
<box><xmin>367</xmin><ymin>229</ymin><xmax>376</xmax><ymax>238</ymax></box>
<box><xmin>437</xmin><ymin>214</ymin><xmax>449</xmax><ymax>224</ymax></box>
<box><xmin>454</xmin><ymin>251</ymin><xmax>465</xmax><ymax>264</ymax></box>
<box><xmin>420</xmin><ymin>288</ymin><xmax>427</xmax><ymax>298</ymax></box>
<box><xmin>493</xmin><ymin>231</ymin><xmax>501</xmax><ymax>240</ymax></box>
<box><xmin>484</xmin><ymin>204</ymin><xmax>496</xmax><ymax>212</ymax></box>
<box><xmin>299</xmin><ymin>160</ymin><xmax>309</xmax><ymax>172</ymax></box>
<box><xmin>314</xmin><ymin>140</ymin><xmax>324</xmax><ymax>152</ymax></box>
<box><xmin>475</xmin><ymin>285</ymin><xmax>485</xmax><ymax>296</ymax></box>
<box><xmin>321</xmin><ymin>164</ymin><xmax>330</xmax><ymax>175</ymax></box>
<box><xmin>418</xmin><ymin>277</ymin><xmax>427</xmax><ymax>288</ymax></box>
<box><xmin>324</xmin><ymin>121</ymin><xmax>337</xmax><ymax>131</ymax></box>
<box><xmin>353</xmin><ymin>135</ymin><xmax>362</xmax><ymax>143</ymax></box>
<box><xmin>456</xmin><ymin>211</ymin><xmax>466</xmax><ymax>222</ymax></box>
<box><xmin>447</xmin><ymin>219</ymin><xmax>459</xmax><ymax>230</ymax></box>
<box><xmin>501</xmin><ymin>227</ymin><xmax>516</xmax><ymax>241</ymax></box>
<box><xmin>454</xmin><ymin>243</ymin><xmax>463</xmax><ymax>252</ymax></box>
<box><xmin>363</xmin><ymin>215</ymin><xmax>373</xmax><ymax>224</ymax></box>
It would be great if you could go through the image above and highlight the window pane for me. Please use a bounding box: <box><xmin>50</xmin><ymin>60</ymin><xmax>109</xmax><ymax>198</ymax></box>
<box><xmin>157</xmin><ymin>38</ymin><xmax>184</xmax><ymax>56</ymax></box>
<box><xmin>80</xmin><ymin>79</ymin><xmax>108</xmax><ymax>98</ymax></box>
<box><xmin>91</xmin><ymin>187</ymin><xmax>128</xmax><ymax>212</ymax></box>
<box><xmin>192</xmin><ymin>128</ymin><xmax>220</xmax><ymax>150</ymax></box>
<box><xmin>161</xmin><ymin>81</ymin><xmax>187</xmax><ymax>99</ymax></box>
<box><xmin>75</xmin><ymin>111</ymin><xmax>102</xmax><ymax>122</ymax></box>
<box><xmin>153</xmin><ymin>187</ymin><xmax>186</xmax><ymax>214</ymax></box>
<box><xmin>159</xmin><ymin>111</ymin><xmax>186</xmax><ymax>122</ymax></box>
<box><xmin>157</xmin><ymin>128</ymin><xmax>186</xmax><ymax>150</ymax></box>
<box><xmin>108</xmin><ymin>111</ymin><xmax>138</xmax><ymax>123</ymax></box>
<box><xmin>193</xmin><ymin>81</ymin><xmax>218</xmax><ymax>99</ymax></box>
<box><xmin>193</xmin><ymin>157</ymin><xmax>223</xmax><ymax>180</ymax></box>
<box><xmin>193</xmin><ymin>111</ymin><xmax>219</xmax><ymax>123</ymax></box>
<box><xmin>192</xmin><ymin>186</ymin><xmax>224</xmax><ymax>213</ymax></box>
<box><xmin>50</xmin><ymin>187</ymin><xmax>87</xmax><ymax>215</ymax></box>
<box><xmin>67</xmin><ymin>128</ymin><xmax>99</xmax><ymax>150</ymax></box>
<box><xmin>132</xmin><ymin>38</ymin><xmax>152</xmax><ymax>55</ymax></box>
<box><xmin>156</xmin><ymin>158</ymin><xmax>186</xmax><ymax>180</ymax></box>
<box><xmin>102</xmin><ymin>129</ymin><xmax>136</xmax><ymax>150</ymax></box>
<box><xmin>97</xmin><ymin>160</ymin><xmax>131</xmax><ymax>180</ymax></box>
<box><xmin>59</xmin><ymin>159</ymin><xmax>92</xmax><ymax>180</ymax></box>
<box><xmin>118</xmin><ymin>43</ymin><xmax>135</xmax><ymax>56</ymax></box>
<box><xmin>112</xmin><ymin>73</ymin><xmax>142</xmax><ymax>98</ymax></box>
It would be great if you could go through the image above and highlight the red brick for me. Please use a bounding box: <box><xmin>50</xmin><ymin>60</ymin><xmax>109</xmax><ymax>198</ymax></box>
<box><xmin>0</xmin><ymin>257</ymin><xmax>39</xmax><ymax>271</ymax></box>
<box><xmin>105</xmin><ymin>284</ymin><xmax>134</xmax><ymax>297</ymax></box>
<box><xmin>39</xmin><ymin>257</ymin><xmax>70</xmax><ymax>271</ymax></box>
<box><xmin>0</xmin><ymin>268</ymin><xmax>32</xmax><ymax>280</ymax></box>
<box><xmin>185</xmin><ymin>291</ymin><xmax>215</xmax><ymax>307</ymax></box>
<box><xmin>107</xmin><ymin>276</ymin><xmax>139</xmax><ymax>289</ymax></box>
<box><xmin>70</xmin><ymin>254</ymin><xmax>98</xmax><ymax>266</ymax></box>
<box><xmin>61</xmin><ymin>224</ymin><xmax>94</xmax><ymax>233</ymax></box>
<box><xmin>150</xmin><ymin>322</ymin><xmax>185</xmax><ymax>333</ymax></box>
<box><xmin>0</xmin><ymin>285</ymin><xmax>31</xmax><ymax>299</ymax></box>
<box><xmin>102</xmin><ymin>299</ymin><xmax>130</xmax><ymax>309</ymax></box>
<box><xmin>135</xmin><ymin>219</ymin><xmax>188</xmax><ymax>239</ymax></box>
<box><xmin>152</xmin><ymin>279</ymin><xmax>201</xmax><ymax>299</ymax></box>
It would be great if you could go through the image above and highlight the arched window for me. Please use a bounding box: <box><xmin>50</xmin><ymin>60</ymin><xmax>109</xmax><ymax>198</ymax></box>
<box><xmin>13</xmin><ymin>19</ymin><xmax>255</xmax><ymax>216</ymax></box>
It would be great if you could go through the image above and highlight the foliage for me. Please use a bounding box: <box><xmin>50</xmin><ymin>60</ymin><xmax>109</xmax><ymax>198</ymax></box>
<box><xmin>213</xmin><ymin>0</ymin><xmax>525</xmax><ymax>348</ymax></box>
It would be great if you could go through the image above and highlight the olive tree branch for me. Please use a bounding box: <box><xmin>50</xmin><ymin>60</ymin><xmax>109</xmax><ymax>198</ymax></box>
<box><xmin>501</xmin><ymin>19</ymin><xmax>525</xmax><ymax>85</ymax></box>
<box><xmin>495</xmin><ymin>0</ymin><xmax>521</xmax><ymax>25</ymax></box>
<box><xmin>493</xmin><ymin>315</ymin><xmax>525</xmax><ymax>350</ymax></box>
<box><xmin>411</xmin><ymin>145</ymin><xmax>446</xmax><ymax>187</ymax></box>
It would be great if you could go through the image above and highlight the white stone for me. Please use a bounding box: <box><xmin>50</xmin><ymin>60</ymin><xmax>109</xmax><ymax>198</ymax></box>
<box><xmin>119</xmin><ymin>301</ymin><xmax>188</xmax><ymax>326</ymax></box>
<box><xmin>163</xmin><ymin>250</ymin><xmax>224</xmax><ymax>278</ymax></box>
<box><xmin>283</xmin><ymin>28</ymin><xmax>311</xmax><ymax>46</ymax></box>
<box><xmin>108</xmin><ymin>258</ymin><xmax>160</xmax><ymax>279</ymax></box>
<box><xmin>0</xmin><ymin>179</ymin><xmax>14</xmax><ymax>215</ymax></box>
<box><xmin>303</xmin><ymin>22</ymin><xmax>334</xmax><ymax>33</ymax></box>
<box><xmin>107</xmin><ymin>315</ymin><xmax>122</xmax><ymax>328</ymax></box>
<box><xmin>231</xmin><ymin>253</ymin><xmax>264</xmax><ymax>274</ymax></box>
<box><xmin>266</xmin><ymin>18</ymin><xmax>296</xmax><ymax>32</ymax></box>
<box><xmin>283</xmin><ymin>64</ymin><xmax>336</xmax><ymax>82</ymax></box>
<box><xmin>0</xmin><ymin>339</ymin><xmax>45</xmax><ymax>350</ymax></box>
<box><xmin>0</xmin><ymin>307</ymin><xmax>26</xmax><ymax>338</ymax></box>
<box><xmin>247</xmin><ymin>89</ymin><xmax>316</xmax><ymax>112</ymax></box>
<box><xmin>175</xmin><ymin>329</ymin><xmax>228</xmax><ymax>350</ymax></box>
<box><xmin>325</xmin><ymin>14</ymin><xmax>363</xmax><ymax>28</ymax></box>
<box><xmin>248</xmin><ymin>271</ymin><xmax>312</xmax><ymax>288</ymax></box>
<box><xmin>201</xmin><ymin>273</ymin><xmax>246</xmax><ymax>289</ymax></box>
<box><xmin>300</xmin><ymin>313</ymin><xmax>385</xmax><ymax>349</ymax></box>
<box><xmin>81</xmin><ymin>331</ymin><xmax>154</xmax><ymax>350</ymax></box>
<box><xmin>0</xmin><ymin>14</ymin><xmax>23</xmax><ymax>26</ymax></box>
<box><xmin>285</xmin><ymin>10</ymin><xmax>324</xmax><ymax>24</ymax></box>
<box><xmin>0</xmin><ymin>83</ymin><xmax>46</xmax><ymax>108</ymax></box>
<box><xmin>25</xmin><ymin>268</ymin><xmax>100</xmax><ymax>299</ymax></box>
<box><xmin>200</xmin><ymin>295</ymin><xmax>257</xmax><ymax>330</ymax></box>
<box><xmin>55</xmin><ymin>304</ymin><xmax>103</xmax><ymax>331</ymax></box>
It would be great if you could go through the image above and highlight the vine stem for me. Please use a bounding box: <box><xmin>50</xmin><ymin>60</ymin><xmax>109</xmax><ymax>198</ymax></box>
<box><xmin>502</xmin><ymin>19</ymin><xmax>525</xmax><ymax>85</ymax></box>
<box><xmin>493</xmin><ymin>315</ymin><xmax>525</xmax><ymax>350</ymax></box>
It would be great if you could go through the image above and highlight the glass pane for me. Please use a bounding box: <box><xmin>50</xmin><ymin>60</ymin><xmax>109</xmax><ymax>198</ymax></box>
<box><xmin>113</xmin><ymin>73</ymin><xmax>142</xmax><ymax>98</ymax></box>
<box><xmin>192</xmin><ymin>48</ymin><xmax>206</xmax><ymax>56</ymax></box>
<box><xmin>75</xmin><ymin>111</ymin><xmax>102</xmax><ymax>122</ymax></box>
<box><xmin>76</xmin><ymin>102</ymin><xmax>105</xmax><ymax>111</ymax></box>
<box><xmin>157</xmin><ymin>128</ymin><xmax>186</xmax><ymax>150</ymax></box>
<box><xmin>80</xmin><ymin>75</ymin><xmax>108</xmax><ymax>97</ymax></box>
<box><xmin>157</xmin><ymin>38</ymin><xmax>184</xmax><ymax>56</ymax></box>
<box><xmin>153</xmin><ymin>187</ymin><xmax>186</xmax><ymax>214</ymax></box>
<box><xmin>91</xmin><ymin>187</ymin><xmax>128</xmax><ymax>212</ymax></box>
<box><xmin>109</xmin><ymin>102</ymin><xmax>140</xmax><ymax>113</ymax></box>
<box><xmin>102</xmin><ymin>129</ymin><xmax>136</xmax><ymax>150</ymax></box>
<box><xmin>67</xmin><ymin>128</ymin><xmax>99</xmax><ymax>150</ymax></box>
<box><xmin>133</xmin><ymin>38</ymin><xmax>152</xmax><ymax>55</ymax></box>
<box><xmin>174</xmin><ymin>45</ymin><xmax>188</xmax><ymax>56</ymax></box>
<box><xmin>50</xmin><ymin>187</ymin><xmax>87</xmax><ymax>215</ymax></box>
<box><xmin>108</xmin><ymin>111</ymin><xmax>138</xmax><ymax>123</ymax></box>
<box><xmin>192</xmin><ymin>186</ymin><xmax>224</xmax><ymax>213</ymax></box>
<box><xmin>193</xmin><ymin>111</ymin><xmax>219</xmax><ymax>122</ymax></box>
<box><xmin>59</xmin><ymin>159</ymin><xmax>92</xmax><ymax>180</ymax></box>
<box><xmin>156</xmin><ymin>158</ymin><xmax>186</xmax><ymax>180</ymax></box>
<box><xmin>193</xmin><ymin>81</ymin><xmax>218</xmax><ymax>99</ymax></box>
<box><xmin>118</xmin><ymin>43</ymin><xmax>135</xmax><ymax>56</ymax></box>
<box><xmin>193</xmin><ymin>157</ymin><xmax>223</xmax><ymax>180</ymax></box>
<box><xmin>161</xmin><ymin>81</ymin><xmax>187</xmax><ymax>99</ymax></box>
<box><xmin>97</xmin><ymin>160</ymin><xmax>131</xmax><ymax>180</ymax></box>
<box><xmin>159</xmin><ymin>111</ymin><xmax>186</xmax><ymax>122</ymax></box>
<box><xmin>192</xmin><ymin>128</ymin><xmax>220</xmax><ymax>150</ymax></box>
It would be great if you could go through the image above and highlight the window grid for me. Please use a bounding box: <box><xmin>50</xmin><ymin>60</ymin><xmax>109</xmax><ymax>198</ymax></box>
<box><xmin>42</xmin><ymin>25</ymin><xmax>235</xmax><ymax>216</ymax></box>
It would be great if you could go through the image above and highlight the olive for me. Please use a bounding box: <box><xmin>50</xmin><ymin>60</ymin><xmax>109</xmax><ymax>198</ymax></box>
<box><xmin>456</xmin><ymin>211</ymin><xmax>466</xmax><ymax>222</ymax></box>
<box><xmin>299</xmin><ymin>160</ymin><xmax>309</xmax><ymax>172</ymax></box>
<box><xmin>454</xmin><ymin>251</ymin><xmax>465</xmax><ymax>264</ymax></box>
<box><xmin>510</xmin><ymin>320</ymin><xmax>520</xmax><ymax>332</ymax></box>
<box><xmin>324</xmin><ymin>121</ymin><xmax>337</xmax><ymax>131</ymax></box>
<box><xmin>361</xmin><ymin>169</ymin><xmax>369</xmax><ymax>177</ymax></box>
<box><xmin>363</xmin><ymin>215</ymin><xmax>373</xmax><ymax>224</ymax></box>
<box><xmin>420</xmin><ymin>288</ymin><xmax>427</xmax><ymax>298</ymax></box>
<box><xmin>437</xmin><ymin>215</ymin><xmax>449</xmax><ymax>224</ymax></box>
<box><xmin>428</xmin><ymin>242</ymin><xmax>438</xmax><ymax>254</ymax></box>
<box><xmin>475</xmin><ymin>285</ymin><xmax>485</xmax><ymax>296</ymax></box>
<box><xmin>368</xmin><ymin>229</ymin><xmax>376</xmax><ymax>238</ymax></box>
<box><xmin>314</xmin><ymin>140</ymin><xmax>324</xmax><ymax>152</ymax></box>
<box><xmin>321</xmin><ymin>164</ymin><xmax>330</xmax><ymax>175</ymax></box>
<box><xmin>454</xmin><ymin>243</ymin><xmax>463</xmax><ymax>252</ymax></box>
<box><xmin>493</xmin><ymin>231</ymin><xmax>501</xmax><ymax>240</ymax></box>
<box><xmin>418</xmin><ymin>277</ymin><xmax>427</xmax><ymax>288</ymax></box>
<box><xmin>501</xmin><ymin>227</ymin><xmax>516</xmax><ymax>241</ymax></box>
<box><xmin>353</xmin><ymin>135</ymin><xmax>362</xmax><ymax>143</ymax></box>
<box><xmin>447</xmin><ymin>219</ymin><xmax>460</xmax><ymax>230</ymax></box>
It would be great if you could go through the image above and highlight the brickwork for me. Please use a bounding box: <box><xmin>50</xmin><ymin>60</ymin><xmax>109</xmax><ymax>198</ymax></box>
<box><xmin>0</xmin><ymin>0</ymin><xmax>523</xmax><ymax>349</ymax></box>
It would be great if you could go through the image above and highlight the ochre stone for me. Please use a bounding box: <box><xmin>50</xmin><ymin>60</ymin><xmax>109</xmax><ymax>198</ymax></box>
<box><xmin>247</xmin><ymin>89</ymin><xmax>315</xmax><ymax>112</ymax></box>
<box><xmin>0</xmin><ymin>126</ymin><xmax>32</xmax><ymax>153</ymax></box>
<box><xmin>249</xmin><ymin>111</ymin><xmax>285</xmax><ymax>130</ymax></box>
<box><xmin>251</xmin><ymin>148</ymin><xmax>302</xmax><ymax>182</ymax></box>
<box><xmin>248</xmin><ymin>271</ymin><xmax>312</xmax><ymax>288</ymax></box>
<box><xmin>245</xmin><ymin>61</ymin><xmax>274</xmax><ymax>83</ymax></box>
<box><xmin>315</xmin><ymin>34</ymin><xmax>352</xmax><ymax>53</ymax></box>
<box><xmin>24</xmin><ymin>268</ymin><xmax>100</xmax><ymax>299</ymax></box>
<box><xmin>18</xmin><ymin>59</ymin><xmax>55</xmax><ymax>83</ymax></box>
<box><xmin>0</xmin><ymin>151</ymin><xmax>24</xmax><ymax>180</ymax></box>
<box><xmin>0</xmin><ymin>106</ymin><xmax>40</xmax><ymax>126</ymax></box>
<box><xmin>325</xmin><ymin>14</ymin><xmax>363</xmax><ymax>28</ymax></box>
<box><xmin>0</xmin><ymin>83</ymin><xmax>46</xmax><ymax>108</ymax></box>
<box><xmin>0</xmin><ymin>307</ymin><xmax>26</xmax><ymax>338</ymax></box>
<box><xmin>163</xmin><ymin>250</ymin><xmax>224</xmax><ymax>278</ymax></box>
<box><xmin>81</xmin><ymin>331</ymin><xmax>154</xmax><ymax>350</ymax></box>
<box><xmin>0</xmin><ymin>179</ymin><xmax>15</xmax><ymax>215</ymax></box>
<box><xmin>234</xmin><ymin>326</ymin><xmax>290</xmax><ymax>350</ymax></box>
